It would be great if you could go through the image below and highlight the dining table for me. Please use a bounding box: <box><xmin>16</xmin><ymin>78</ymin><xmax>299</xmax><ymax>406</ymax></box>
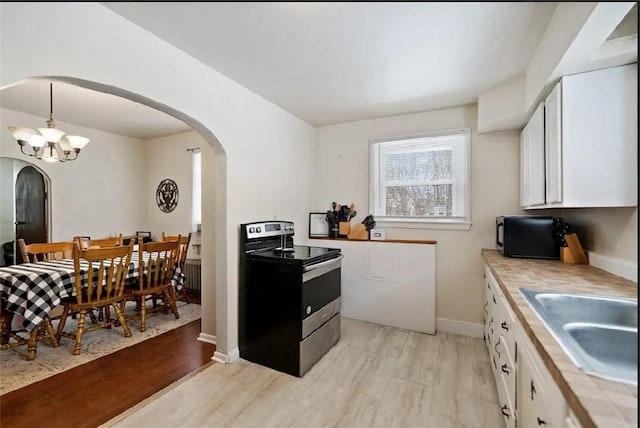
<box><xmin>0</xmin><ymin>251</ymin><xmax>186</xmax><ymax>335</ymax></box>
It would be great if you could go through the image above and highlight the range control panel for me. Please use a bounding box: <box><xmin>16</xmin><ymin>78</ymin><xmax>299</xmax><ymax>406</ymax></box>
<box><xmin>242</xmin><ymin>221</ymin><xmax>294</xmax><ymax>241</ymax></box>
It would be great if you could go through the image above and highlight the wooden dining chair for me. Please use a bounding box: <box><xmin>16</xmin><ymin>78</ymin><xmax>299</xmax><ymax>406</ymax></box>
<box><xmin>18</xmin><ymin>239</ymin><xmax>75</xmax><ymax>263</ymax></box>
<box><xmin>73</xmin><ymin>235</ymin><xmax>125</xmax><ymax>321</ymax></box>
<box><xmin>160</xmin><ymin>232</ymin><xmax>192</xmax><ymax>303</ymax></box>
<box><xmin>56</xmin><ymin>242</ymin><xmax>134</xmax><ymax>356</ymax></box>
<box><xmin>73</xmin><ymin>234</ymin><xmax>123</xmax><ymax>250</ymax></box>
<box><xmin>6</xmin><ymin>239</ymin><xmax>65</xmax><ymax>359</ymax></box>
<box><xmin>17</xmin><ymin>238</ymin><xmax>94</xmax><ymax>331</ymax></box>
<box><xmin>122</xmin><ymin>237</ymin><xmax>180</xmax><ymax>332</ymax></box>
<box><xmin>1</xmin><ymin>300</ymin><xmax>59</xmax><ymax>360</ymax></box>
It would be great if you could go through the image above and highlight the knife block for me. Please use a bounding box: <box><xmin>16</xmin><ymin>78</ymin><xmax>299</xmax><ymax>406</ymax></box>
<box><xmin>347</xmin><ymin>223</ymin><xmax>368</xmax><ymax>240</ymax></box>
<box><xmin>338</xmin><ymin>222</ymin><xmax>350</xmax><ymax>238</ymax></box>
<box><xmin>560</xmin><ymin>233</ymin><xmax>588</xmax><ymax>264</ymax></box>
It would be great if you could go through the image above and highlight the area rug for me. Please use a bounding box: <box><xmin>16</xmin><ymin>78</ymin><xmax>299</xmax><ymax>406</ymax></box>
<box><xmin>0</xmin><ymin>301</ymin><xmax>201</xmax><ymax>395</ymax></box>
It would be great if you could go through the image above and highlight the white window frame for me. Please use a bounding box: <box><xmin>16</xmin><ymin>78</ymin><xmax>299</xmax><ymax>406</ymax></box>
<box><xmin>369</xmin><ymin>128</ymin><xmax>471</xmax><ymax>230</ymax></box>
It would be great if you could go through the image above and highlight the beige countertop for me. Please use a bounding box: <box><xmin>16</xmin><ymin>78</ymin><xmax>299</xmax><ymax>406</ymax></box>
<box><xmin>481</xmin><ymin>249</ymin><xmax>637</xmax><ymax>428</ymax></box>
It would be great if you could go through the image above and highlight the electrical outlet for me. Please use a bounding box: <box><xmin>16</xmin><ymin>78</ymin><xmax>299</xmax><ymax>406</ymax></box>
<box><xmin>370</xmin><ymin>228</ymin><xmax>386</xmax><ymax>240</ymax></box>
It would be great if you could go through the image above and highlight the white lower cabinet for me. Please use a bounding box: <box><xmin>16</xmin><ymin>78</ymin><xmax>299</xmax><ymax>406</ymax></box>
<box><xmin>484</xmin><ymin>265</ymin><xmax>516</xmax><ymax>428</ymax></box>
<box><xmin>309</xmin><ymin>239</ymin><xmax>436</xmax><ymax>333</ymax></box>
<box><xmin>516</xmin><ymin>321</ymin><xmax>567</xmax><ymax>427</ymax></box>
<box><xmin>484</xmin><ymin>264</ymin><xmax>568</xmax><ymax>428</ymax></box>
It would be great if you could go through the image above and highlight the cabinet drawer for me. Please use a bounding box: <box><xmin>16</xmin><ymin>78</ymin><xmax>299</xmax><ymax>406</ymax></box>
<box><xmin>499</xmin><ymin>336</ymin><xmax>516</xmax><ymax>412</ymax></box>
<box><xmin>498</xmin><ymin>293</ymin><xmax>516</xmax><ymax>358</ymax></box>
<box><xmin>495</xmin><ymin>363</ymin><xmax>517</xmax><ymax>428</ymax></box>
<box><xmin>517</xmin><ymin>325</ymin><xmax>567</xmax><ymax>428</ymax></box>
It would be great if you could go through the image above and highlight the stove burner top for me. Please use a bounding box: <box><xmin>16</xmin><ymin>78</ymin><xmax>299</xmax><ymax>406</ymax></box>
<box><xmin>249</xmin><ymin>245</ymin><xmax>341</xmax><ymax>265</ymax></box>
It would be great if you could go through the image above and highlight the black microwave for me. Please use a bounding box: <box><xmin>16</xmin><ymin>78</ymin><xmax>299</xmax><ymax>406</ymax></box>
<box><xmin>496</xmin><ymin>216</ymin><xmax>559</xmax><ymax>260</ymax></box>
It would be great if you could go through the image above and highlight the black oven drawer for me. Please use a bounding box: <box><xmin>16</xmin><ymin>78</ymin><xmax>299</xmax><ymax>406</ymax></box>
<box><xmin>301</xmin><ymin>264</ymin><xmax>341</xmax><ymax>321</ymax></box>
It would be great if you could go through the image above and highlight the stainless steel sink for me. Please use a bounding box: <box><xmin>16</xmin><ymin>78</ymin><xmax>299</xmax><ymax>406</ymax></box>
<box><xmin>520</xmin><ymin>288</ymin><xmax>638</xmax><ymax>385</ymax></box>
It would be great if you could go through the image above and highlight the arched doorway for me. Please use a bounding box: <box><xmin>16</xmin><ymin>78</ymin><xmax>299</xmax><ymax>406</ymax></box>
<box><xmin>0</xmin><ymin>158</ymin><xmax>51</xmax><ymax>266</ymax></box>
<box><xmin>15</xmin><ymin>165</ymin><xmax>48</xmax><ymax>253</ymax></box>
<box><xmin>1</xmin><ymin>76</ymin><xmax>229</xmax><ymax>362</ymax></box>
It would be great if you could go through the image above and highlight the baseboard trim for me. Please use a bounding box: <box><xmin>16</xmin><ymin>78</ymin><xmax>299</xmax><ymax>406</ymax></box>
<box><xmin>197</xmin><ymin>332</ymin><xmax>216</xmax><ymax>345</ymax></box>
<box><xmin>228</xmin><ymin>347</ymin><xmax>240</xmax><ymax>362</ymax></box>
<box><xmin>436</xmin><ymin>317</ymin><xmax>483</xmax><ymax>338</ymax></box>
<box><xmin>212</xmin><ymin>347</ymin><xmax>240</xmax><ymax>364</ymax></box>
<box><xmin>588</xmin><ymin>252</ymin><xmax>637</xmax><ymax>283</ymax></box>
<box><xmin>212</xmin><ymin>351</ymin><xmax>228</xmax><ymax>364</ymax></box>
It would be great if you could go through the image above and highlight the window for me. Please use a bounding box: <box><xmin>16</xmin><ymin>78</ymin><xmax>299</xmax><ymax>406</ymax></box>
<box><xmin>369</xmin><ymin>129</ymin><xmax>471</xmax><ymax>230</ymax></box>
<box><xmin>191</xmin><ymin>150</ymin><xmax>201</xmax><ymax>232</ymax></box>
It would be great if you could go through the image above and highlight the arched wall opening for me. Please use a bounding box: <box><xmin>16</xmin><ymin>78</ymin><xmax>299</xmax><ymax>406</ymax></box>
<box><xmin>1</xmin><ymin>75</ymin><xmax>228</xmax><ymax>359</ymax></box>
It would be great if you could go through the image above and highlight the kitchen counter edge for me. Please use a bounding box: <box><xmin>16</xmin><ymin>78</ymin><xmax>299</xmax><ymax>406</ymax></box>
<box><xmin>309</xmin><ymin>237</ymin><xmax>436</xmax><ymax>244</ymax></box>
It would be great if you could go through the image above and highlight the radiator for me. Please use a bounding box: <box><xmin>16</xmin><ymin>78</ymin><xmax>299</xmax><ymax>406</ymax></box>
<box><xmin>183</xmin><ymin>259</ymin><xmax>202</xmax><ymax>293</ymax></box>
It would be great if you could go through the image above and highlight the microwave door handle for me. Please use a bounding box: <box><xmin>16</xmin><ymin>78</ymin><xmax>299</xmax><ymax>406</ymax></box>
<box><xmin>496</xmin><ymin>222</ymin><xmax>504</xmax><ymax>247</ymax></box>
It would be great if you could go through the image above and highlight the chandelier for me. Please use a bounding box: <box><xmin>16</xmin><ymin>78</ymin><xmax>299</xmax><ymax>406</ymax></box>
<box><xmin>7</xmin><ymin>83</ymin><xmax>89</xmax><ymax>163</ymax></box>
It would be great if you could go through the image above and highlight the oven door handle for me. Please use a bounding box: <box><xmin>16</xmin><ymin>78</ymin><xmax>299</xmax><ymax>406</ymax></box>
<box><xmin>303</xmin><ymin>255</ymin><xmax>343</xmax><ymax>272</ymax></box>
<box><xmin>302</xmin><ymin>255</ymin><xmax>343</xmax><ymax>283</ymax></box>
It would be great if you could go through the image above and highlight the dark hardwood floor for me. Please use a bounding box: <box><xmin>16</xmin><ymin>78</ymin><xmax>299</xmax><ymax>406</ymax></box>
<box><xmin>0</xmin><ymin>293</ymin><xmax>215</xmax><ymax>428</ymax></box>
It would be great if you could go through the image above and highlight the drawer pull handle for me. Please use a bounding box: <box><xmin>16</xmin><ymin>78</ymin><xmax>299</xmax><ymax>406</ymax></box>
<box><xmin>501</xmin><ymin>405</ymin><xmax>510</xmax><ymax>418</ymax></box>
<box><xmin>484</xmin><ymin>302</ymin><xmax>488</xmax><ymax>315</ymax></box>
<box><xmin>501</xmin><ymin>363</ymin><xmax>511</xmax><ymax>374</ymax></box>
<box><xmin>537</xmin><ymin>417</ymin><xmax>546</xmax><ymax>426</ymax></box>
<box><xmin>494</xmin><ymin>339</ymin><xmax>501</xmax><ymax>359</ymax></box>
<box><xmin>531</xmin><ymin>379</ymin><xmax>536</xmax><ymax>401</ymax></box>
<box><xmin>501</xmin><ymin>321</ymin><xmax>510</xmax><ymax>331</ymax></box>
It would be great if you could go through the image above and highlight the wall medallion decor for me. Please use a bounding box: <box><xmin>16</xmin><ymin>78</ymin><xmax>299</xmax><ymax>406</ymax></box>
<box><xmin>156</xmin><ymin>179</ymin><xmax>179</xmax><ymax>213</ymax></box>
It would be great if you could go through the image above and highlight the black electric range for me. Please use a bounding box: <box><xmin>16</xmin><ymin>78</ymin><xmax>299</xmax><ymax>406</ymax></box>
<box><xmin>239</xmin><ymin>221</ymin><xmax>342</xmax><ymax>377</ymax></box>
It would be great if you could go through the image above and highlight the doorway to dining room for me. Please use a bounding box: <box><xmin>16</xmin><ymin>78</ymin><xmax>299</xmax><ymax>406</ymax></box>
<box><xmin>1</xmin><ymin>74</ymin><xmax>227</xmax><ymax>363</ymax></box>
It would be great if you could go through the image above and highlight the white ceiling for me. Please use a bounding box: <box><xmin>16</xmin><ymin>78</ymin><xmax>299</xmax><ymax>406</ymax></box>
<box><xmin>1</xmin><ymin>3</ymin><xmax>635</xmax><ymax>139</ymax></box>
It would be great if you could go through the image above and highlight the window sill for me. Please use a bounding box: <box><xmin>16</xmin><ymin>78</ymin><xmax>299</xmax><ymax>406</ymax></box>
<box><xmin>374</xmin><ymin>218</ymin><xmax>472</xmax><ymax>231</ymax></box>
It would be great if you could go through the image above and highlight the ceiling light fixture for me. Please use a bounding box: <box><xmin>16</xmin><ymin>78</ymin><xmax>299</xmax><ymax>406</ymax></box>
<box><xmin>7</xmin><ymin>83</ymin><xmax>90</xmax><ymax>163</ymax></box>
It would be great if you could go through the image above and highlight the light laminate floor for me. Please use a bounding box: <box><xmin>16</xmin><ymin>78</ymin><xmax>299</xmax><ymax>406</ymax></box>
<box><xmin>105</xmin><ymin>317</ymin><xmax>505</xmax><ymax>428</ymax></box>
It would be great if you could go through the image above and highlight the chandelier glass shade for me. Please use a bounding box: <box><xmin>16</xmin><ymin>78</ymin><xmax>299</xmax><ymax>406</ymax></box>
<box><xmin>7</xmin><ymin>83</ymin><xmax>90</xmax><ymax>163</ymax></box>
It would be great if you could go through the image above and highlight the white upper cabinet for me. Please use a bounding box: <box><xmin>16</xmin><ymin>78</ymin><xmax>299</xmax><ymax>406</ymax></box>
<box><xmin>544</xmin><ymin>83</ymin><xmax>562</xmax><ymax>204</ymax></box>
<box><xmin>520</xmin><ymin>102</ymin><xmax>546</xmax><ymax>207</ymax></box>
<box><xmin>521</xmin><ymin>63</ymin><xmax>637</xmax><ymax>209</ymax></box>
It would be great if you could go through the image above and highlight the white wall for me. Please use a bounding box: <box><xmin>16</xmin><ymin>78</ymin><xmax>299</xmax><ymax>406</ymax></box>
<box><xmin>0</xmin><ymin>108</ymin><xmax>148</xmax><ymax>242</ymax></box>
<box><xmin>314</xmin><ymin>105</ymin><xmax>523</xmax><ymax>326</ymax></box>
<box><xmin>0</xmin><ymin>158</ymin><xmax>16</xmax><ymax>264</ymax></box>
<box><xmin>144</xmin><ymin>130</ymin><xmax>210</xmax><ymax>260</ymax></box>
<box><xmin>0</xmin><ymin>2</ymin><xmax>317</xmax><ymax>361</ymax></box>
<box><xmin>559</xmin><ymin>207</ymin><xmax>638</xmax><ymax>281</ymax></box>
<box><xmin>0</xmin><ymin>120</ymin><xmax>208</xmax><ymax>256</ymax></box>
